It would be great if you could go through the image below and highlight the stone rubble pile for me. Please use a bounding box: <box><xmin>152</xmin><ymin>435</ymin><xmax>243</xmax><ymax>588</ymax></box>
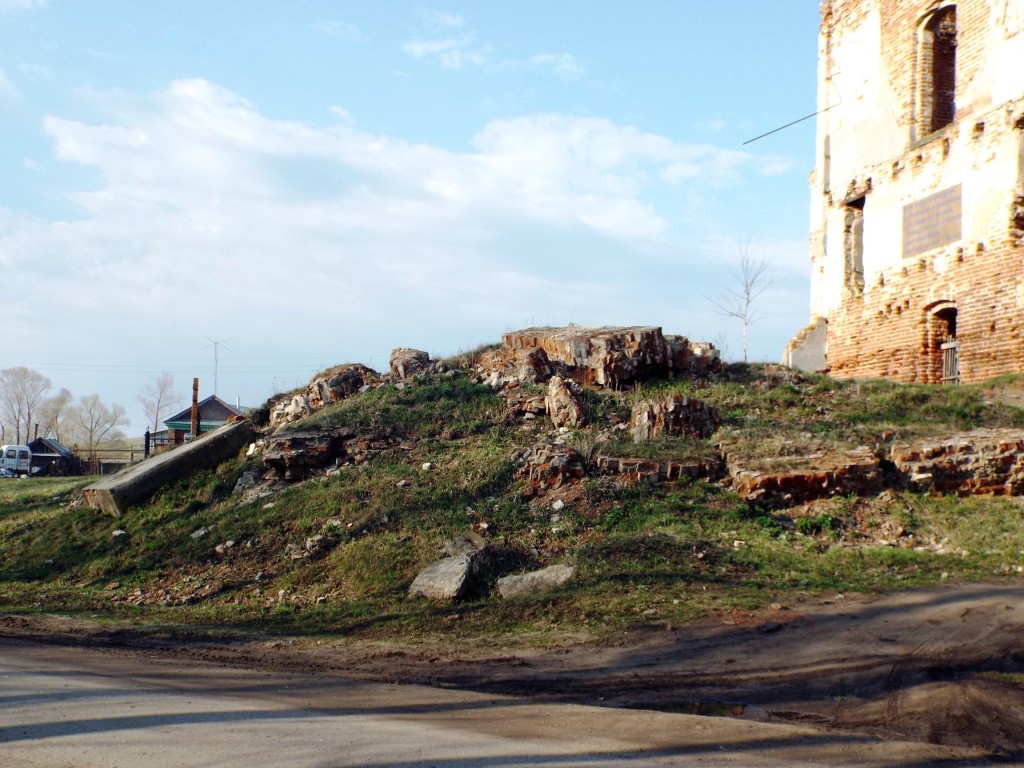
<box><xmin>249</xmin><ymin>330</ymin><xmax>1024</xmax><ymax>516</ymax></box>
<box><xmin>483</xmin><ymin>325</ymin><xmax>719</xmax><ymax>389</ymax></box>
<box><xmin>390</xmin><ymin>348</ymin><xmax>433</xmax><ymax>379</ymax></box>
<box><xmin>720</xmin><ymin>443</ymin><xmax>885</xmax><ymax>509</ymax></box>
<box><xmin>269</xmin><ymin>363</ymin><xmax>378</xmax><ymax>430</ymax></box>
<box><xmin>503</xmin><ymin>390</ymin><xmax>547</xmax><ymax>421</ymax></box>
<box><xmin>260</xmin><ymin>431</ymin><xmax>410</xmax><ymax>482</ymax></box>
<box><xmin>594</xmin><ymin>454</ymin><xmax>724</xmax><ymax>484</ymax></box>
<box><xmin>891</xmin><ymin>429</ymin><xmax>1024</xmax><ymax>494</ymax></box>
<box><xmin>514</xmin><ymin>442</ymin><xmax>586</xmax><ymax>495</ymax></box>
<box><xmin>629</xmin><ymin>394</ymin><xmax>720</xmax><ymax>442</ymax></box>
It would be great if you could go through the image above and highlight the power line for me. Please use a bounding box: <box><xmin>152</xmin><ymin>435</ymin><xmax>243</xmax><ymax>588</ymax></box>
<box><xmin>743</xmin><ymin>104</ymin><xmax>836</xmax><ymax>145</ymax></box>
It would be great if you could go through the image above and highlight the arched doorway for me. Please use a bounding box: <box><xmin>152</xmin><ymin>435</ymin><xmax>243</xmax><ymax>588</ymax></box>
<box><xmin>925</xmin><ymin>302</ymin><xmax>959</xmax><ymax>384</ymax></box>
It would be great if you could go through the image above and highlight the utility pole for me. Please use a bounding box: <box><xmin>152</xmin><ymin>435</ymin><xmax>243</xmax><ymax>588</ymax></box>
<box><xmin>190</xmin><ymin>378</ymin><xmax>199</xmax><ymax>439</ymax></box>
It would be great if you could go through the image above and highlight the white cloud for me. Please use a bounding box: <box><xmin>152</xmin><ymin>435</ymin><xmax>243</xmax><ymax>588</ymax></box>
<box><xmin>329</xmin><ymin>105</ymin><xmax>355</xmax><ymax>124</ymax></box>
<box><xmin>0</xmin><ymin>0</ymin><xmax>46</xmax><ymax>10</ymax></box>
<box><xmin>1</xmin><ymin>78</ymin><xmax>795</xmax><ymax>427</ymax></box>
<box><xmin>0</xmin><ymin>68</ymin><xmax>18</xmax><ymax>98</ymax></box>
<box><xmin>695</xmin><ymin>118</ymin><xmax>727</xmax><ymax>133</ymax></box>
<box><xmin>402</xmin><ymin>35</ymin><xmax>491</xmax><ymax>69</ymax></box>
<box><xmin>423</xmin><ymin>10</ymin><xmax>464</xmax><ymax>30</ymax></box>
<box><xmin>403</xmin><ymin>15</ymin><xmax>583</xmax><ymax>79</ymax></box>
<box><xmin>525</xmin><ymin>53</ymin><xmax>585</xmax><ymax>80</ymax></box>
<box><xmin>18</xmin><ymin>62</ymin><xmax>51</xmax><ymax>78</ymax></box>
<box><xmin>309</xmin><ymin>20</ymin><xmax>367</xmax><ymax>43</ymax></box>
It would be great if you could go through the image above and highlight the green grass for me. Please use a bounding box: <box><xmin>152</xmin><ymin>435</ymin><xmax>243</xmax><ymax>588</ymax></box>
<box><xmin>2</xmin><ymin>367</ymin><xmax>1024</xmax><ymax>644</ymax></box>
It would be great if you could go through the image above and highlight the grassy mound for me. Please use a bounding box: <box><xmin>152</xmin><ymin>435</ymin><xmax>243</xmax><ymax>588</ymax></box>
<box><xmin>2</xmin><ymin>365</ymin><xmax>1024</xmax><ymax>642</ymax></box>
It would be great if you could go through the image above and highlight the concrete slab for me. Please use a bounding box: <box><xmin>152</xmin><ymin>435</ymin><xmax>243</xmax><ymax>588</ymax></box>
<box><xmin>83</xmin><ymin>420</ymin><xmax>257</xmax><ymax>516</ymax></box>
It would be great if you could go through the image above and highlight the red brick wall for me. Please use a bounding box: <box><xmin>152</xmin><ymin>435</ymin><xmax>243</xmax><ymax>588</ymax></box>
<box><xmin>873</xmin><ymin>0</ymin><xmax>990</xmax><ymax>135</ymax></box>
<box><xmin>819</xmin><ymin>0</ymin><xmax>1021</xmax><ymax>384</ymax></box>
<box><xmin>826</xmin><ymin>239</ymin><xmax>1024</xmax><ymax>383</ymax></box>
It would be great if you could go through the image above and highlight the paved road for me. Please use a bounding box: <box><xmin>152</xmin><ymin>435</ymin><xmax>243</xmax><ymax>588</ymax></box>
<box><xmin>0</xmin><ymin>639</ymin><xmax>986</xmax><ymax>767</ymax></box>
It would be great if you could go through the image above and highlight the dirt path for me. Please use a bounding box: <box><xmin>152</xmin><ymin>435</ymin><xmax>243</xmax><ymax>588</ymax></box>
<box><xmin>3</xmin><ymin>581</ymin><xmax>1024</xmax><ymax>762</ymax></box>
<box><xmin>1</xmin><ymin>640</ymin><xmax>986</xmax><ymax>768</ymax></box>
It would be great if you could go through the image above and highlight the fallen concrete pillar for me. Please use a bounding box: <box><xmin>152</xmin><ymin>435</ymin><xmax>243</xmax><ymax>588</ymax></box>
<box><xmin>83</xmin><ymin>421</ymin><xmax>257</xmax><ymax>516</ymax></box>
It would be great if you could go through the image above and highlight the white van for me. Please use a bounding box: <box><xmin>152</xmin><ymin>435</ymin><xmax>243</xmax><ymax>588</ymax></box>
<box><xmin>0</xmin><ymin>444</ymin><xmax>32</xmax><ymax>477</ymax></box>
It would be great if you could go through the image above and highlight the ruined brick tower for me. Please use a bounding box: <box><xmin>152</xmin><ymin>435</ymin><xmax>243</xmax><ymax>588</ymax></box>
<box><xmin>784</xmin><ymin>0</ymin><xmax>1024</xmax><ymax>383</ymax></box>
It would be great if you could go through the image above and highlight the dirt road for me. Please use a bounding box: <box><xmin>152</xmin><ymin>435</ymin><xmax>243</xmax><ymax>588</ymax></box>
<box><xmin>2</xmin><ymin>581</ymin><xmax>1023</xmax><ymax>765</ymax></box>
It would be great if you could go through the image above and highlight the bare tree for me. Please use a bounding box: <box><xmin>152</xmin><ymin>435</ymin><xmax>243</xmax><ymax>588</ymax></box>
<box><xmin>39</xmin><ymin>388</ymin><xmax>75</xmax><ymax>443</ymax></box>
<box><xmin>138</xmin><ymin>371</ymin><xmax>181</xmax><ymax>432</ymax></box>
<box><xmin>70</xmin><ymin>394</ymin><xmax>129</xmax><ymax>453</ymax></box>
<box><xmin>710</xmin><ymin>245</ymin><xmax>775</xmax><ymax>363</ymax></box>
<box><xmin>0</xmin><ymin>367</ymin><xmax>52</xmax><ymax>444</ymax></box>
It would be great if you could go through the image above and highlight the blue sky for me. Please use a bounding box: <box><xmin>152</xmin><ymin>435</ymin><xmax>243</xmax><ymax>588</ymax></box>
<box><xmin>0</xmin><ymin>1</ymin><xmax>821</xmax><ymax>432</ymax></box>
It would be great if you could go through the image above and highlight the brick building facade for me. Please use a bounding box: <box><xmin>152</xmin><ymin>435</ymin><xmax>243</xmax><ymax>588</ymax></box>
<box><xmin>784</xmin><ymin>0</ymin><xmax>1024</xmax><ymax>383</ymax></box>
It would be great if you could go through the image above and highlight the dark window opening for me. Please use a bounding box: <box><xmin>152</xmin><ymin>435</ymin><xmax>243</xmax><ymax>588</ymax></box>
<box><xmin>934</xmin><ymin>306</ymin><xmax>957</xmax><ymax>340</ymax></box>
<box><xmin>920</xmin><ymin>6</ymin><xmax>957</xmax><ymax>135</ymax></box>
<box><xmin>843</xmin><ymin>196</ymin><xmax>865</xmax><ymax>291</ymax></box>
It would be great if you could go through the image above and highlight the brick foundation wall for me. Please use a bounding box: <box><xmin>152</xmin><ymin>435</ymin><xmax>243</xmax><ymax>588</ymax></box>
<box><xmin>826</xmin><ymin>238</ymin><xmax>1024</xmax><ymax>383</ymax></box>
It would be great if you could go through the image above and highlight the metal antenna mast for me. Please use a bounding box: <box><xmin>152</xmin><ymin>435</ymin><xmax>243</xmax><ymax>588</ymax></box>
<box><xmin>204</xmin><ymin>337</ymin><xmax>232</xmax><ymax>397</ymax></box>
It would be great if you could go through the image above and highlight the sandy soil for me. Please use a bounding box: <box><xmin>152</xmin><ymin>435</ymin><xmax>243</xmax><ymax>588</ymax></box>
<box><xmin>3</xmin><ymin>581</ymin><xmax>1024</xmax><ymax>761</ymax></box>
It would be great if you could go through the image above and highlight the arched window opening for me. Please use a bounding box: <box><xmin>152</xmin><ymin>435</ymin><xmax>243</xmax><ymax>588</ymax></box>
<box><xmin>843</xmin><ymin>196</ymin><xmax>865</xmax><ymax>292</ymax></box>
<box><xmin>918</xmin><ymin>5</ymin><xmax>958</xmax><ymax>136</ymax></box>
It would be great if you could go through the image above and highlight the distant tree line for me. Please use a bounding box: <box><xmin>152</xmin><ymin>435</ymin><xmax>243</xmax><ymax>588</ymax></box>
<box><xmin>0</xmin><ymin>367</ymin><xmax>180</xmax><ymax>453</ymax></box>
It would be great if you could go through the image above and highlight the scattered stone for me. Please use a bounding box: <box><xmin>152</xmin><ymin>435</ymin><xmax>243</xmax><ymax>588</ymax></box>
<box><xmin>268</xmin><ymin>364</ymin><xmax>379</xmax><ymax>429</ymax></box>
<box><xmin>262</xmin><ymin>433</ymin><xmax>345</xmax><ymax>481</ymax></box>
<box><xmin>214</xmin><ymin>540</ymin><xmax>236</xmax><ymax>555</ymax></box>
<box><xmin>260</xmin><ymin>429</ymin><xmax>406</xmax><ymax>484</ymax></box>
<box><xmin>551</xmin><ymin>499</ymin><xmax>565</xmax><ymax>511</ymax></box>
<box><xmin>443</xmin><ymin>530</ymin><xmax>487</xmax><ymax>557</ymax></box>
<box><xmin>909</xmin><ymin>472</ymin><xmax>934</xmax><ymax>490</ymax></box>
<box><xmin>594</xmin><ymin>453</ymin><xmax>724</xmax><ymax>483</ymax></box>
<box><xmin>390</xmin><ymin>348</ymin><xmax>431</xmax><ymax>379</ymax></box>
<box><xmin>191</xmin><ymin>526</ymin><xmax>211</xmax><ymax>540</ymax></box>
<box><xmin>408</xmin><ymin>555</ymin><xmax>475</xmax><ymax>600</ymax></box>
<box><xmin>307</xmin><ymin>364</ymin><xmax>377</xmax><ymax>410</ymax></box>
<box><xmin>268</xmin><ymin>393</ymin><xmax>313</xmax><ymax>430</ymax></box>
<box><xmin>421</xmin><ymin>462</ymin><xmax>434</xmax><ymax>471</ymax></box>
<box><xmin>111</xmin><ymin>529</ymin><xmax>128</xmax><ymax>541</ymax></box>
<box><xmin>517</xmin><ymin>442</ymin><xmax>586</xmax><ymax>494</ymax></box>
<box><xmin>630</xmin><ymin>395</ymin><xmax>720</xmax><ymax>442</ymax></box>
<box><xmin>891</xmin><ymin>429</ymin><xmax>1024</xmax><ymax>495</ymax></box>
<box><xmin>545</xmin><ymin>376</ymin><xmax>585</xmax><ymax>428</ymax></box>
<box><xmin>497</xmin><ymin>564</ymin><xmax>575</xmax><ymax>599</ymax></box>
<box><xmin>232</xmin><ymin>469</ymin><xmax>261</xmax><ymax>495</ymax></box>
<box><xmin>305</xmin><ymin>535</ymin><xmax>326</xmax><ymax>553</ymax></box>
<box><xmin>720</xmin><ymin>441</ymin><xmax>883</xmax><ymax>509</ymax></box>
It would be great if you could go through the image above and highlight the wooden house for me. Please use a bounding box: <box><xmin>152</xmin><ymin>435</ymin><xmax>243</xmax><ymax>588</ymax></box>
<box><xmin>28</xmin><ymin>437</ymin><xmax>81</xmax><ymax>476</ymax></box>
<box><xmin>157</xmin><ymin>395</ymin><xmax>246</xmax><ymax>448</ymax></box>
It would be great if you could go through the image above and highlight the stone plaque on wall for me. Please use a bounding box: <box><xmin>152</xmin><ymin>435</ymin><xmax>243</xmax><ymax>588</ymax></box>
<box><xmin>903</xmin><ymin>184</ymin><xmax>962</xmax><ymax>257</ymax></box>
